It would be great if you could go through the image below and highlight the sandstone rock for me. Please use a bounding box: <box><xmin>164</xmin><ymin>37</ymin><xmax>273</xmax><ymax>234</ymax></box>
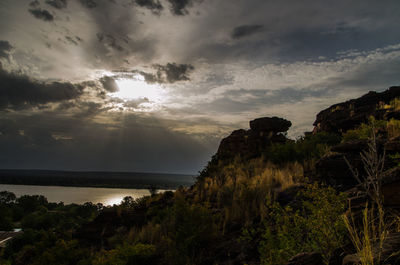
<box><xmin>330</xmin><ymin>140</ymin><xmax>368</xmax><ymax>153</ymax></box>
<box><xmin>313</xmin><ymin>86</ymin><xmax>400</xmax><ymax>134</ymax></box>
<box><xmin>250</xmin><ymin>116</ymin><xmax>292</xmax><ymax>133</ymax></box>
<box><xmin>381</xmin><ymin>167</ymin><xmax>400</xmax><ymax>208</ymax></box>
<box><xmin>216</xmin><ymin>117</ymin><xmax>291</xmax><ymax>161</ymax></box>
<box><xmin>342</xmin><ymin>253</ymin><xmax>360</xmax><ymax>265</ymax></box>
<box><xmin>315</xmin><ymin>138</ymin><xmax>389</xmax><ymax>191</ymax></box>
<box><xmin>315</xmin><ymin>153</ymin><xmax>362</xmax><ymax>191</ymax></box>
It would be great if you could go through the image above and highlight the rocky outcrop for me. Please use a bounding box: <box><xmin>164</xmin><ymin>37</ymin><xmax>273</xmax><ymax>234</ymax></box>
<box><xmin>381</xmin><ymin>167</ymin><xmax>400</xmax><ymax>208</ymax></box>
<box><xmin>313</xmin><ymin>86</ymin><xmax>400</xmax><ymax>134</ymax></box>
<box><xmin>315</xmin><ymin>135</ymin><xmax>400</xmax><ymax>192</ymax></box>
<box><xmin>216</xmin><ymin>116</ymin><xmax>291</xmax><ymax>160</ymax></box>
<box><xmin>250</xmin><ymin>117</ymin><xmax>291</xmax><ymax>133</ymax></box>
<box><xmin>315</xmin><ymin>140</ymin><xmax>368</xmax><ymax>191</ymax></box>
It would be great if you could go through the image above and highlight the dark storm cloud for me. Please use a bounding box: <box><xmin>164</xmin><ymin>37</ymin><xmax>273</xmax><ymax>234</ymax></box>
<box><xmin>154</xmin><ymin>63</ymin><xmax>194</xmax><ymax>83</ymax></box>
<box><xmin>0</xmin><ymin>111</ymin><xmax>216</xmax><ymax>174</ymax></box>
<box><xmin>99</xmin><ymin>76</ymin><xmax>118</xmax><ymax>92</ymax></box>
<box><xmin>45</xmin><ymin>0</ymin><xmax>68</xmax><ymax>9</ymax></box>
<box><xmin>231</xmin><ymin>25</ymin><xmax>264</xmax><ymax>39</ymax></box>
<box><xmin>167</xmin><ymin>0</ymin><xmax>199</xmax><ymax>15</ymax></box>
<box><xmin>79</xmin><ymin>0</ymin><xmax>98</xmax><ymax>8</ymax></box>
<box><xmin>134</xmin><ymin>0</ymin><xmax>163</xmax><ymax>13</ymax></box>
<box><xmin>74</xmin><ymin>0</ymin><xmax>158</xmax><ymax>69</ymax></box>
<box><xmin>28</xmin><ymin>8</ymin><xmax>54</xmax><ymax>21</ymax></box>
<box><xmin>0</xmin><ymin>41</ymin><xmax>12</xmax><ymax>59</ymax></box>
<box><xmin>0</xmin><ymin>70</ymin><xmax>84</xmax><ymax>110</ymax></box>
<box><xmin>177</xmin><ymin>0</ymin><xmax>400</xmax><ymax>64</ymax></box>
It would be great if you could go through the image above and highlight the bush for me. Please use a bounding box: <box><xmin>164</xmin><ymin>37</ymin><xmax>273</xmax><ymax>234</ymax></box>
<box><xmin>160</xmin><ymin>198</ymin><xmax>220</xmax><ymax>265</ymax></box>
<box><xmin>256</xmin><ymin>183</ymin><xmax>347</xmax><ymax>265</ymax></box>
<box><xmin>342</xmin><ymin>116</ymin><xmax>395</xmax><ymax>142</ymax></box>
<box><xmin>267</xmin><ymin>132</ymin><xmax>341</xmax><ymax>165</ymax></box>
<box><xmin>92</xmin><ymin>243</ymin><xmax>157</xmax><ymax>265</ymax></box>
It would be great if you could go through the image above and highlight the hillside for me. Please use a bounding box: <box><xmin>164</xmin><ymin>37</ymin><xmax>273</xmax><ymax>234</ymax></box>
<box><xmin>2</xmin><ymin>87</ymin><xmax>400</xmax><ymax>264</ymax></box>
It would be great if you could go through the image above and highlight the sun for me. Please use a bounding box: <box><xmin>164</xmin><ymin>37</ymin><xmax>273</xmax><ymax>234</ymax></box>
<box><xmin>111</xmin><ymin>75</ymin><xmax>165</xmax><ymax>102</ymax></box>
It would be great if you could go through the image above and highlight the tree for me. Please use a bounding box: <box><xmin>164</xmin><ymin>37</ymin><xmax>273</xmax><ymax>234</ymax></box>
<box><xmin>148</xmin><ymin>186</ymin><xmax>158</xmax><ymax>197</ymax></box>
<box><xmin>0</xmin><ymin>191</ymin><xmax>16</xmax><ymax>204</ymax></box>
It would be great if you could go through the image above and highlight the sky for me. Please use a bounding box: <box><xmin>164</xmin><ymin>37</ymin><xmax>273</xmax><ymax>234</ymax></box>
<box><xmin>0</xmin><ymin>0</ymin><xmax>400</xmax><ymax>174</ymax></box>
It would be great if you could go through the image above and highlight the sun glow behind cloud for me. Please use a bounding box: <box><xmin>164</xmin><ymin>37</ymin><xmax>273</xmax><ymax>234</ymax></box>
<box><xmin>112</xmin><ymin>75</ymin><xmax>165</xmax><ymax>102</ymax></box>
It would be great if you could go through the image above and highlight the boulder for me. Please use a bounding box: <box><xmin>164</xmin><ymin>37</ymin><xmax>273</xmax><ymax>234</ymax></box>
<box><xmin>330</xmin><ymin>140</ymin><xmax>368</xmax><ymax>153</ymax></box>
<box><xmin>216</xmin><ymin>117</ymin><xmax>291</xmax><ymax>161</ymax></box>
<box><xmin>315</xmin><ymin>153</ymin><xmax>362</xmax><ymax>191</ymax></box>
<box><xmin>381</xmin><ymin>167</ymin><xmax>400</xmax><ymax>208</ymax></box>
<box><xmin>250</xmin><ymin>117</ymin><xmax>292</xmax><ymax>133</ymax></box>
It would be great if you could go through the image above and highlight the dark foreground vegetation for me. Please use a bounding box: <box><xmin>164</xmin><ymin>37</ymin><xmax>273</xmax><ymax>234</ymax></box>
<box><xmin>0</xmin><ymin>170</ymin><xmax>194</xmax><ymax>189</ymax></box>
<box><xmin>2</xmin><ymin>86</ymin><xmax>400</xmax><ymax>264</ymax></box>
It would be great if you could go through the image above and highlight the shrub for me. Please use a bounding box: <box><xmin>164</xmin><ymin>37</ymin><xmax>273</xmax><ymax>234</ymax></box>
<box><xmin>160</xmin><ymin>198</ymin><xmax>220</xmax><ymax>265</ymax></box>
<box><xmin>257</xmin><ymin>183</ymin><xmax>347</xmax><ymax>265</ymax></box>
<box><xmin>92</xmin><ymin>243</ymin><xmax>157</xmax><ymax>265</ymax></box>
<box><xmin>267</xmin><ymin>132</ymin><xmax>340</xmax><ymax>165</ymax></box>
<box><xmin>342</xmin><ymin>117</ymin><xmax>400</xmax><ymax>142</ymax></box>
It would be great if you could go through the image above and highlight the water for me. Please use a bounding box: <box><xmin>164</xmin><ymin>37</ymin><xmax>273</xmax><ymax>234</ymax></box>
<box><xmin>0</xmin><ymin>184</ymin><xmax>166</xmax><ymax>206</ymax></box>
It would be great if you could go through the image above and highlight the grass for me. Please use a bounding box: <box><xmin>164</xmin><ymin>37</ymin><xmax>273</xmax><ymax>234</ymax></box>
<box><xmin>343</xmin><ymin>203</ymin><xmax>387</xmax><ymax>265</ymax></box>
<box><xmin>343</xmin><ymin>127</ymin><xmax>394</xmax><ymax>265</ymax></box>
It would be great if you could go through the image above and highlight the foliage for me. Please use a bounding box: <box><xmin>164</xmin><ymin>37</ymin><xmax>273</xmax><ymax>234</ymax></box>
<box><xmin>0</xmin><ymin>204</ymin><xmax>13</xmax><ymax>230</ymax></box>
<box><xmin>195</xmin><ymin>156</ymin><xmax>304</xmax><ymax>226</ymax></box>
<box><xmin>92</xmin><ymin>243</ymin><xmax>157</xmax><ymax>265</ymax></box>
<box><xmin>0</xmin><ymin>191</ymin><xmax>16</xmax><ymax>204</ymax></box>
<box><xmin>256</xmin><ymin>183</ymin><xmax>347</xmax><ymax>265</ymax></box>
<box><xmin>29</xmin><ymin>239</ymin><xmax>91</xmax><ymax>265</ymax></box>
<box><xmin>342</xmin><ymin>117</ymin><xmax>400</xmax><ymax>142</ymax></box>
<box><xmin>378</xmin><ymin>97</ymin><xmax>400</xmax><ymax>111</ymax></box>
<box><xmin>343</xmin><ymin>129</ymin><xmax>390</xmax><ymax>265</ymax></box>
<box><xmin>0</xmin><ymin>193</ymin><xmax>100</xmax><ymax>265</ymax></box>
<box><xmin>343</xmin><ymin>204</ymin><xmax>388</xmax><ymax>265</ymax></box>
<box><xmin>159</xmin><ymin>197</ymin><xmax>220</xmax><ymax>265</ymax></box>
<box><xmin>267</xmin><ymin>132</ymin><xmax>341</xmax><ymax>165</ymax></box>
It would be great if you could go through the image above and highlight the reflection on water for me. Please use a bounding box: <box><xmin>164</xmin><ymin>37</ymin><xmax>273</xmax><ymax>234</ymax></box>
<box><xmin>0</xmin><ymin>184</ymin><xmax>167</xmax><ymax>206</ymax></box>
<box><xmin>104</xmin><ymin>196</ymin><xmax>132</xmax><ymax>206</ymax></box>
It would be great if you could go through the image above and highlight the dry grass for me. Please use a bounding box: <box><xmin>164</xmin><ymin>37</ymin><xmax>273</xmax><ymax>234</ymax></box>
<box><xmin>343</xmin><ymin>128</ymin><xmax>391</xmax><ymax>265</ymax></box>
<box><xmin>343</xmin><ymin>203</ymin><xmax>387</xmax><ymax>265</ymax></box>
<box><xmin>194</xmin><ymin>157</ymin><xmax>304</xmax><ymax>227</ymax></box>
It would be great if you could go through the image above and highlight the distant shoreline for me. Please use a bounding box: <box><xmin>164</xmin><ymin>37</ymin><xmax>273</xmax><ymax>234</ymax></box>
<box><xmin>0</xmin><ymin>169</ymin><xmax>195</xmax><ymax>190</ymax></box>
<box><xmin>0</xmin><ymin>182</ymin><xmax>177</xmax><ymax>190</ymax></box>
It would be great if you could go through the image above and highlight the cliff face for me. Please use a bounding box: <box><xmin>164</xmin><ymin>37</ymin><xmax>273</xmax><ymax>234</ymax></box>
<box><xmin>313</xmin><ymin>86</ymin><xmax>400</xmax><ymax>134</ymax></box>
<box><xmin>312</xmin><ymin>87</ymin><xmax>400</xmax><ymax>194</ymax></box>
<box><xmin>216</xmin><ymin>117</ymin><xmax>291</xmax><ymax>160</ymax></box>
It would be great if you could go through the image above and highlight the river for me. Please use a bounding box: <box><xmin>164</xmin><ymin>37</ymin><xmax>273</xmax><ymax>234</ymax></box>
<box><xmin>0</xmin><ymin>184</ymin><xmax>168</xmax><ymax>206</ymax></box>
